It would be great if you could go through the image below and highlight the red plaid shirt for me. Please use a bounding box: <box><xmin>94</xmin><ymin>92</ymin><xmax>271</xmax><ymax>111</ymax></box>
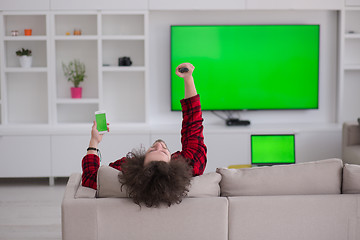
<box><xmin>82</xmin><ymin>94</ymin><xmax>207</xmax><ymax>190</ymax></box>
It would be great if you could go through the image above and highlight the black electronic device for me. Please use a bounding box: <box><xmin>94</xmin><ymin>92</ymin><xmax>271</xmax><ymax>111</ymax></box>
<box><xmin>226</xmin><ymin>118</ymin><xmax>251</xmax><ymax>126</ymax></box>
<box><xmin>178</xmin><ymin>67</ymin><xmax>189</xmax><ymax>73</ymax></box>
<box><xmin>118</xmin><ymin>57</ymin><xmax>132</xmax><ymax>66</ymax></box>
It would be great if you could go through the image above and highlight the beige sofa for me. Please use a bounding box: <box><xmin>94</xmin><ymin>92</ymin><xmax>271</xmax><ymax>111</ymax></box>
<box><xmin>62</xmin><ymin>159</ymin><xmax>360</xmax><ymax>240</ymax></box>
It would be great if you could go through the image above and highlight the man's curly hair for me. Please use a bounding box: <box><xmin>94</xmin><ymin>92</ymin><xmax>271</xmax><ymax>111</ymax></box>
<box><xmin>118</xmin><ymin>150</ymin><xmax>193</xmax><ymax>208</ymax></box>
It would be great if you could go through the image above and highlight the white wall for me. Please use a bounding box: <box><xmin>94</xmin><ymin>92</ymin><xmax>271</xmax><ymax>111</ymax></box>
<box><xmin>148</xmin><ymin>10</ymin><xmax>339</xmax><ymax>125</ymax></box>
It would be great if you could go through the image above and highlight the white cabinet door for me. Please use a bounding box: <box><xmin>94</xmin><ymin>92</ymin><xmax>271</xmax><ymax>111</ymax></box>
<box><xmin>0</xmin><ymin>136</ymin><xmax>51</xmax><ymax>177</ymax></box>
<box><xmin>247</xmin><ymin>0</ymin><xmax>343</xmax><ymax>9</ymax></box>
<box><xmin>149</xmin><ymin>0</ymin><xmax>246</xmax><ymax>10</ymax></box>
<box><xmin>51</xmin><ymin>135</ymin><xmax>89</xmax><ymax>177</ymax></box>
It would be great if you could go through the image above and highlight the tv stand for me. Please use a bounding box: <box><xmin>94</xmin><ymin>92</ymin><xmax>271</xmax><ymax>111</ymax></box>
<box><xmin>226</xmin><ymin>118</ymin><xmax>251</xmax><ymax>126</ymax></box>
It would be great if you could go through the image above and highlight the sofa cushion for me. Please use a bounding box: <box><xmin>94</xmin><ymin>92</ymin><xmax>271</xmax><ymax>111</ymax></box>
<box><xmin>75</xmin><ymin>185</ymin><xmax>96</xmax><ymax>198</ymax></box>
<box><xmin>97</xmin><ymin>165</ymin><xmax>128</xmax><ymax>198</ymax></box>
<box><xmin>216</xmin><ymin>158</ymin><xmax>343</xmax><ymax>197</ymax></box>
<box><xmin>188</xmin><ymin>172</ymin><xmax>221</xmax><ymax>197</ymax></box>
<box><xmin>343</xmin><ymin>146</ymin><xmax>360</xmax><ymax>165</ymax></box>
<box><xmin>96</xmin><ymin>165</ymin><xmax>221</xmax><ymax>198</ymax></box>
<box><xmin>342</xmin><ymin>163</ymin><xmax>360</xmax><ymax>194</ymax></box>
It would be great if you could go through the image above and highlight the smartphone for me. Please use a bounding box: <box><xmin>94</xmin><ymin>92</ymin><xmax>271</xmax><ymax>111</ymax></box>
<box><xmin>95</xmin><ymin>111</ymin><xmax>108</xmax><ymax>134</ymax></box>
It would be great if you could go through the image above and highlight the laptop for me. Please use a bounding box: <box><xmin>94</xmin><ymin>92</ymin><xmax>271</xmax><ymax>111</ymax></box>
<box><xmin>251</xmin><ymin>134</ymin><xmax>296</xmax><ymax>166</ymax></box>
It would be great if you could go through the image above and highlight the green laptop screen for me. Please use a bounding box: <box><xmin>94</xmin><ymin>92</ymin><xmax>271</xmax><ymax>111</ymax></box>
<box><xmin>251</xmin><ymin>134</ymin><xmax>295</xmax><ymax>165</ymax></box>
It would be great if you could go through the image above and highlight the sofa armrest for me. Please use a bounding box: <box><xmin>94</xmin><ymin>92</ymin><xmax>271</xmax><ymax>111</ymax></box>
<box><xmin>62</xmin><ymin>173</ymin><xmax>98</xmax><ymax>240</ymax></box>
<box><xmin>343</xmin><ymin>122</ymin><xmax>360</xmax><ymax>148</ymax></box>
<box><xmin>62</xmin><ymin>173</ymin><xmax>81</xmax><ymax>202</ymax></box>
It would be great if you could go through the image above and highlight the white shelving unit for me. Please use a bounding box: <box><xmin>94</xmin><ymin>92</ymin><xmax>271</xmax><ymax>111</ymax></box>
<box><xmin>0</xmin><ymin>11</ymin><xmax>148</xmax><ymax>126</ymax></box>
<box><xmin>339</xmin><ymin>6</ymin><xmax>360</xmax><ymax>122</ymax></box>
<box><xmin>50</xmin><ymin>11</ymin><xmax>148</xmax><ymax>124</ymax></box>
<box><xmin>0</xmin><ymin>12</ymin><xmax>51</xmax><ymax>125</ymax></box>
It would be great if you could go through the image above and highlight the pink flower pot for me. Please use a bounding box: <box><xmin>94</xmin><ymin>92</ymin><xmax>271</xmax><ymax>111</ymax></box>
<box><xmin>71</xmin><ymin>87</ymin><xmax>82</xmax><ymax>98</ymax></box>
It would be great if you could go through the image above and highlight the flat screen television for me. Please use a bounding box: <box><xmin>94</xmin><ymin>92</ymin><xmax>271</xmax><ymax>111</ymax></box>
<box><xmin>171</xmin><ymin>25</ymin><xmax>320</xmax><ymax>111</ymax></box>
<box><xmin>251</xmin><ymin>134</ymin><xmax>296</xmax><ymax>166</ymax></box>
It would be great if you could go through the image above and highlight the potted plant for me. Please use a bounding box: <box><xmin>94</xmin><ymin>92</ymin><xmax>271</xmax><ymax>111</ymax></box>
<box><xmin>16</xmin><ymin>48</ymin><xmax>32</xmax><ymax>68</ymax></box>
<box><xmin>62</xmin><ymin>59</ymin><xmax>86</xmax><ymax>99</ymax></box>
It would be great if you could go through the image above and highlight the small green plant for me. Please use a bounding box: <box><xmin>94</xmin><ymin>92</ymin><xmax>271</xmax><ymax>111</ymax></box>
<box><xmin>62</xmin><ymin>59</ymin><xmax>86</xmax><ymax>88</ymax></box>
<box><xmin>16</xmin><ymin>48</ymin><xmax>32</xmax><ymax>56</ymax></box>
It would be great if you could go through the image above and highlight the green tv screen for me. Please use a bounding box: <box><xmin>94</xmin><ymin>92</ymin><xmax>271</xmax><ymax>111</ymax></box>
<box><xmin>171</xmin><ymin>25</ymin><xmax>319</xmax><ymax>111</ymax></box>
<box><xmin>251</xmin><ymin>134</ymin><xmax>295</xmax><ymax>165</ymax></box>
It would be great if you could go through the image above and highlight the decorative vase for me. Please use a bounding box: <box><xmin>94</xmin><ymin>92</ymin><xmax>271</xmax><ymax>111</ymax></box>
<box><xmin>19</xmin><ymin>56</ymin><xmax>32</xmax><ymax>68</ymax></box>
<box><xmin>24</xmin><ymin>29</ymin><xmax>32</xmax><ymax>36</ymax></box>
<box><xmin>71</xmin><ymin>87</ymin><xmax>82</xmax><ymax>98</ymax></box>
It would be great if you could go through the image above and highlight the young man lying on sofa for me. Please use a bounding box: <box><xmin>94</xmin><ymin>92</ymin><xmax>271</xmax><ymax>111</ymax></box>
<box><xmin>81</xmin><ymin>62</ymin><xmax>207</xmax><ymax>207</ymax></box>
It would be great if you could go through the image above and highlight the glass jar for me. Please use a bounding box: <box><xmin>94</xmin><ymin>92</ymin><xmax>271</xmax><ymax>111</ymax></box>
<box><xmin>73</xmin><ymin>29</ymin><xmax>82</xmax><ymax>36</ymax></box>
<box><xmin>11</xmin><ymin>30</ymin><xmax>19</xmax><ymax>36</ymax></box>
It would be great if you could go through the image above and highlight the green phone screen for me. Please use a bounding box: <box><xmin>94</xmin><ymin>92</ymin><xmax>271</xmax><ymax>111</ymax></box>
<box><xmin>95</xmin><ymin>113</ymin><xmax>107</xmax><ymax>132</ymax></box>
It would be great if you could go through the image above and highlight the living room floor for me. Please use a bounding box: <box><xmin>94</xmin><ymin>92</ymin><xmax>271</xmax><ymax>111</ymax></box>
<box><xmin>0</xmin><ymin>178</ymin><xmax>67</xmax><ymax>240</ymax></box>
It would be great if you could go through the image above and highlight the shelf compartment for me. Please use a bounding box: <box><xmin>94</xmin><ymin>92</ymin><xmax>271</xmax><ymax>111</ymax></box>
<box><xmin>102</xmin><ymin>14</ymin><xmax>144</xmax><ymax>36</ymax></box>
<box><xmin>341</xmin><ymin>71</ymin><xmax>360</xmax><ymax>121</ymax></box>
<box><xmin>102</xmin><ymin>40</ymin><xmax>145</xmax><ymax>67</ymax></box>
<box><xmin>103</xmin><ymin>72</ymin><xmax>145</xmax><ymax>123</ymax></box>
<box><xmin>6</xmin><ymin>72</ymin><xmax>48</xmax><ymax>124</ymax></box>
<box><xmin>344</xmin><ymin>39</ymin><xmax>360</xmax><ymax>65</ymax></box>
<box><xmin>3</xmin><ymin>15</ymin><xmax>47</xmax><ymax>37</ymax></box>
<box><xmin>345</xmin><ymin>10</ymin><xmax>360</xmax><ymax>34</ymax></box>
<box><xmin>55</xmin><ymin>14</ymin><xmax>97</xmax><ymax>36</ymax></box>
<box><xmin>55</xmin><ymin>40</ymin><xmax>98</xmax><ymax>99</ymax></box>
<box><xmin>57</xmin><ymin>103</ymin><xmax>98</xmax><ymax>124</ymax></box>
<box><xmin>5</xmin><ymin>40</ymin><xmax>47</xmax><ymax>68</ymax></box>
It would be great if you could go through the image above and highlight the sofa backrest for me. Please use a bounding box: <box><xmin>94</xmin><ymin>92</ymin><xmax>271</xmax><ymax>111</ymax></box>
<box><xmin>75</xmin><ymin>158</ymin><xmax>360</xmax><ymax>199</ymax></box>
<box><xmin>216</xmin><ymin>158</ymin><xmax>343</xmax><ymax>196</ymax></box>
